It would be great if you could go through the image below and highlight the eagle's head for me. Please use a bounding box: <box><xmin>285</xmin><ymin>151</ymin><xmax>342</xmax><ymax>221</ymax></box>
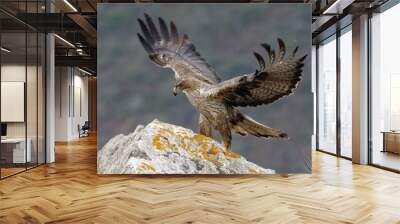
<box><xmin>173</xmin><ymin>79</ymin><xmax>193</xmax><ymax>96</ymax></box>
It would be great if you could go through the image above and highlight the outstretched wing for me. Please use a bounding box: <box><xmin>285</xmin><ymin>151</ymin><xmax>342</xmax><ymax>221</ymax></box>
<box><xmin>137</xmin><ymin>14</ymin><xmax>220</xmax><ymax>84</ymax></box>
<box><xmin>207</xmin><ymin>39</ymin><xmax>307</xmax><ymax>107</ymax></box>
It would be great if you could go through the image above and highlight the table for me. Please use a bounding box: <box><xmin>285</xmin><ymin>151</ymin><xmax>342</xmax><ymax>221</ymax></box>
<box><xmin>382</xmin><ymin>131</ymin><xmax>400</xmax><ymax>154</ymax></box>
<box><xmin>1</xmin><ymin>138</ymin><xmax>31</xmax><ymax>163</ymax></box>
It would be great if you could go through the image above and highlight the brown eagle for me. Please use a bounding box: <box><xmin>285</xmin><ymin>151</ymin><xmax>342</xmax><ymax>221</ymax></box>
<box><xmin>137</xmin><ymin>14</ymin><xmax>307</xmax><ymax>149</ymax></box>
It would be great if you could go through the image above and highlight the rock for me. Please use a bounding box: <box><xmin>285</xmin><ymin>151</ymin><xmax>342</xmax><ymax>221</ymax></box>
<box><xmin>98</xmin><ymin>119</ymin><xmax>275</xmax><ymax>174</ymax></box>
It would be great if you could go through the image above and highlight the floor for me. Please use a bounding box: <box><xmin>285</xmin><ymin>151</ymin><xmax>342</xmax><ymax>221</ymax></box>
<box><xmin>1</xmin><ymin>163</ymin><xmax>42</xmax><ymax>178</ymax></box>
<box><xmin>372</xmin><ymin>150</ymin><xmax>400</xmax><ymax>171</ymax></box>
<box><xmin>0</xmin><ymin>136</ymin><xmax>400</xmax><ymax>223</ymax></box>
<box><xmin>0</xmin><ymin>167</ymin><xmax>25</xmax><ymax>178</ymax></box>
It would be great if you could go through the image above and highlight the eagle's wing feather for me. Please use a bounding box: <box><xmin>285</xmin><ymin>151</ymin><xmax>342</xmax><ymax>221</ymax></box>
<box><xmin>207</xmin><ymin>39</ymin><xmax>306</xmax><ymax>107</ymax></box>
<box><xmin>138</xmin><ymin>14</ymin><xmax>220</xmax><ymax>84</ymax></box>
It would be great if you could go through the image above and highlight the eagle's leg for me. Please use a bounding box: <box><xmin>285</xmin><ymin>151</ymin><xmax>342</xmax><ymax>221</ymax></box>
<box><xmin>199</xmin><ymin>114</ymin><xmax>213</xmax><ymax>138</ymax></box>
<box><xmin>216</xmin><ymin>121</ymin><xmax>232</xmax><ymax>150</ymax></box>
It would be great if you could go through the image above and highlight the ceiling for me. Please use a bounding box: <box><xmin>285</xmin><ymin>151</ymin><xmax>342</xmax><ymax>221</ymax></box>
<box><xmin>0</xmin><ymin>0</ymin><xmax>97</xmax><ymax>74</ymax></box>
<box><xmin>0</xmin><ymin>0</ymin><xmax>392</xmax><ymax>75</ymax></box>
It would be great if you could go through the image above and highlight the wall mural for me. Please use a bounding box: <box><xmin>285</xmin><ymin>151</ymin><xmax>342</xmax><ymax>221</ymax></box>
<box><xmin>97</xmin><ymin>4</ymin><xmax>312</xmax><ymax>174</ymax></box>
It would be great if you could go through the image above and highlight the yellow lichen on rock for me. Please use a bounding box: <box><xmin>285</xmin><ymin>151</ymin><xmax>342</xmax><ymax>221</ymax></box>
<box><xmin>159</xmin><ymin>128</ymin><xmax>174</xmax><ymax>135</ymax></box>
<box><xmin>183</xmin><ymin>135</ymin><xmax>202</xmax><ymax>157</ymax></box>
<box><xmin>192</xmin><ymin>134</ymin><xmax>213</xmax><ymax>143</ymax></box>
<box><xmin>200</xmin><ymin>143</ymin><xmax>222</xmax><ymax>167</ymax></box>
<box><xmin>152</xmin><ymin>126</ymin><xmax>240</xmax><ymax>167</ymax></box>
<box><xmin>209</xmin><ymin>144</ymin><xmax>220</xmax><ymax>155</ymax></box>
<box><xmin>223</xmin><ymin>149</ymin><xmax>241</xmax><ymax>159</ymax></box>
<box><xmin>248</xmin><ymin>168</ymin><xmax>258</xmax><ymax>174</ymax></box>
<box><xmin>179</xmin><ymin>135</ymin><xmax>192</xmax><ymax>153</ymax></box>
<box><xmin>152</xmin><ymin>134</ymin><xmax>172</xmax><ymax>151</ymax></box>
<box><xmin>200</xmin><ymin>142</ymin><xmax>208</xmax><ymax>151</ymax></box>
<box><xmin>139</xmin><ymin>162</ymin><xmax>156</xmax><ymax>172</ymax></box>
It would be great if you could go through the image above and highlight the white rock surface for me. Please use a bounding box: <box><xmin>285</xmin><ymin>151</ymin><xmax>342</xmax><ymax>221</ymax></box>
<box><xmin>98</xmin><ymin>119</ymin><xmax>274</xmax><ymax>174</ymax></box>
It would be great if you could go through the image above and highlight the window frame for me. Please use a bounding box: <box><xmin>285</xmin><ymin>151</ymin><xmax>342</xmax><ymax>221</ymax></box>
<box><xmin>367</xmin><ymin>1</ymin><xmax>400</xmax><ymax>173</ymax></box>
<box><xmin>315</xmin><ymin>23</ymin><xmax>353</xmax><ymax>161</ymax></box>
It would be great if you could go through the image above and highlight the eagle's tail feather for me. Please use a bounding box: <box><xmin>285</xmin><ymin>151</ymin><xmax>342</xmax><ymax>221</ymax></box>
<box><xmin>231</xmin><ymin>114</ymin><xmax>288</xmax><ymax>139</ymax></box>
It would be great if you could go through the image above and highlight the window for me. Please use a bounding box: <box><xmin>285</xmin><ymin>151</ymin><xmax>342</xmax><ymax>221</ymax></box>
<box><xmin>0</xmin><ymin>1</ymin><xmax>46</xmax><ymax>179</ymax></box>
<box><xmin>370</xmin><ymin>3</ymin><xmax>400</xmax><ymax>171</ymax></box>
<box><xmin>317</xmin><ymin>36</ymin><xmax>337</xmax><ymax>154</ymax></box>
<box><xmin>339</xmin><ymin>27</ymin><xmax>352</xmax><ymax>158</ymax></box>
<box><xmin>315</xmin><ymin>25</ymin><xmax>353</xmax><ymax>159</ymax></box>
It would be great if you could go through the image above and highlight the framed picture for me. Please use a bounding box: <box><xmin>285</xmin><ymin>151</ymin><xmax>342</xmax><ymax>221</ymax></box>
<box><xmin>98</xmin><ymin>3</ymin><xmax>312</xmax><ymax>174</ymax></box>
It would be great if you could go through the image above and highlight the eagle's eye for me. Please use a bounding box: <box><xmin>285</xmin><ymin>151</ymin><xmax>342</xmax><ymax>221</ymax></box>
<box><xmin>161</xmin><ymin>54</ymin><xmax>171</xmax><ymax>62</ymax></box>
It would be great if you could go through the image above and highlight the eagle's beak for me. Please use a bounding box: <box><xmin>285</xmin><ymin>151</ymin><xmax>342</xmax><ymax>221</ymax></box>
<box><xmin>173</xmin><ymin>86</ymin><xmax>178</xmax><ymax>96</ymax></box>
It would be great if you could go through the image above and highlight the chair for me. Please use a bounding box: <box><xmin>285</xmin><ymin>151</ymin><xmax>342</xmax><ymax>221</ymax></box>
<box><xmin>79</xmin><ymin>121</ymin><xmax>90</xmax><ymax>138</ymax></box>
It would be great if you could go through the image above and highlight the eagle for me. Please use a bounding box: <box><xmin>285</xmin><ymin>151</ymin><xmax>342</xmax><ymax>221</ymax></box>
<box><xmin>137</xmin><ymin>14</ymin><xmax>307</xmax><ymax>149</ymax></box>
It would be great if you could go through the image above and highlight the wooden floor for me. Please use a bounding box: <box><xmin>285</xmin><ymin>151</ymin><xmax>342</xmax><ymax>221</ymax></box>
<box><xmin>1</xmin><ymin>135</ymin><xmax>400</xmax><ymax>224</ymax></box>
<box><xmin>372</xmin><ymin>150</ymin><xmax>400</xmax><ymax>171</ymax></box>
<box><xmin>0</xmin><ymin>167</ymin><xmax>26</xmax><ymax>178</ymax></box>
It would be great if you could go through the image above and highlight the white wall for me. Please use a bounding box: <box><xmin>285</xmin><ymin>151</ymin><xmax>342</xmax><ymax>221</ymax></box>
<box><xmin>1</xmin><ymin>65</ymin><xmax>37</xmax><ymax>138</ymax></box>
<box><xmin>1</xmin><ymin>65</ymin><xmax>26</xmax><ymax>142</ymax></box>
<box><xmin>55</xmin><ymin>66</ymin><xmax>69</xmax><ymax>141</ymax></box>
<box><xmin>1</xmin><ymin>65</ymin><xmax>26</xmax><ymax>134</ymax></box>
<box><xmin>72</xmin><ymin>73</ymin><xmax>89</xmax><ymax>138</ymax></box>
<box><xmin>311</xmin><ymin>45</ymin><xmax>317</xmax><ymax>150</ymax></box>
<box><xmin>1</xmin><ymin>63</ymin><xmax>46</xmax><ymax>164</ymax></box>
<box><xmin>1</xmin><ymin>82</ymin><xmax>25</xmax><ymax>122</ymax></box>
<box><xmin>55</xmin><ymin>67</ymin><xmax>89</xmax><ymax>141</ymax></box>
